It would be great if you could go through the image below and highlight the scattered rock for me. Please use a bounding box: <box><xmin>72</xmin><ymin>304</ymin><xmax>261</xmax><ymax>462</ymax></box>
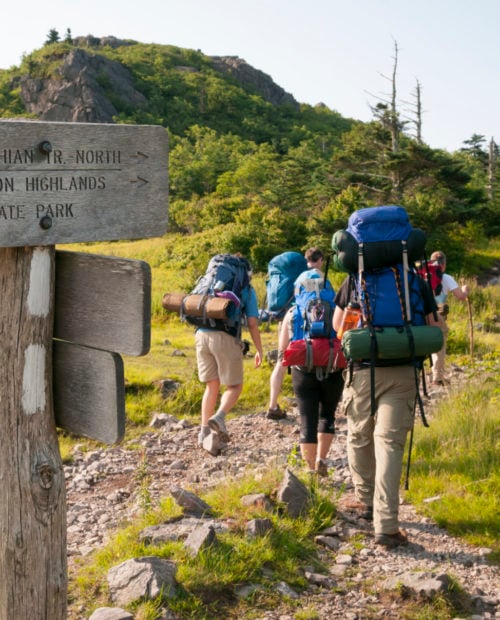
<box><xmin>107</xmin><ymin>556</ymin><xmax>177</xmax><ymax>606</ymax></box>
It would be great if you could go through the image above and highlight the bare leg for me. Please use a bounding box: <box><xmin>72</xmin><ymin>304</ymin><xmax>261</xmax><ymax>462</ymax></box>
<box><xmin>201</xmin><ymin>379</ymin><xmax>221</xmax><ymax>426</ymax></box>
<box><xmin>268</xmin><ymin>363</ymin><xmax>286</xmax><ymax>409</ymax></box>
<box><xmin>317</xmin><ymin>432</ymin><xmax>334</xmax><ymax>460</ymax></box>
<box><xmin>300</xmin><ymin>443</ymin><xmax>318</xmax><ymax>470</ymax></box>
<box><xmin>219</xmin><ymin>383</ymin><xmax>243</xmax><ymax>415</ymax></box>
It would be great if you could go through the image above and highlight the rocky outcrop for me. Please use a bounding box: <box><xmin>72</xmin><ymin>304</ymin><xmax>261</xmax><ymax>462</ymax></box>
<box><xmin>210</xmin><ymin>55</ymin><xmax>298</xmax><ymax>108</ymax></box>
<box><xmin>17</xmin><ymin>37</ymin><xmax>298</xmax><ymax>123</ymax></box>
<box><xmin>20</xmin><ymin>48</ymin><xmax>147</xmax><ymax>123</ymax></box>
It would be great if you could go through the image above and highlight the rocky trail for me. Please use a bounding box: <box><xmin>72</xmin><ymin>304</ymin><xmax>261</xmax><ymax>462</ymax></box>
<box><xmin>66</xmin><ymin>366</ymin><xmax>499</xmax><ymax>619</ymax></box>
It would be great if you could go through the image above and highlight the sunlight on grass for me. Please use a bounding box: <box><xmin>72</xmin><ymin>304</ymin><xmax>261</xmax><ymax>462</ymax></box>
<box><xmin>406</xmin><ymin>378</ymin><xmax>500</xmax><ymax>555</ymax></box>
<box><xmin>69</xmin><ymin>465</ymin><xmax>337</xmax><ymax>619</ymax></box>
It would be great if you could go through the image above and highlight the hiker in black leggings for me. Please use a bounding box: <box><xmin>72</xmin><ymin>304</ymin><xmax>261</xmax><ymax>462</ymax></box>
<box><xmin>292</xmin><ymin>367</ymin><xmax>344</xmax><ymax>470</ymax></box>
<box><xmin>278</xmin><ymin>307</ymin><xmax>345</xmax><ymax>476</ymax></box>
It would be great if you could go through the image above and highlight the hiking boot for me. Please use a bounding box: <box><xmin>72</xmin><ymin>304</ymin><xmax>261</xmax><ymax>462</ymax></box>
<box><xmin>374</xmin><ymin>530</ymin><xmax>409</xmax><ymax>548</ymax></box>
<box><xmin>339</xmin><ymin>498</ymin><xmax>373</xmax><ymax>521</ymax></box>
<box><xmin>207</xmin><ymin>411</ymin><xmax>230</xmax><ymax>442</ymax></box>
<box><xmin>315</xmin><ymin>458</ymin><xmax>329</xmax><ymax>477</ymax></box>
<box><xmin>266</xmin><ymin>405</ymin><xmax>287</xmax><ymax>420</ymax></box>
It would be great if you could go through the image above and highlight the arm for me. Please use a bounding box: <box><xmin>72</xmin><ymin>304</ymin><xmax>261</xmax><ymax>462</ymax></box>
<box><xmin>278</xmin><ymin>310</ymin><xmax>291</xmax><ymax>353</ymax></box>
<box><xmin>243</xmin><ymin>286</ymin><xmax>263</xmax><ymax>367</ymax></box>
<box><xmin>332</xmin><ymin>276</ymin><xmax>350</xmax><ymax>333</ymax></box>
<box><xmin>443</xmin><ymin>273</ymin><xmax>468</xmax><ymax>301</ymax></box>
<box><xmin>247</xmin><ymin>316</ymin><xmax>263</xmax><ymax>368</ymax></box>
<box><xmin>333</xmin><ymin>306</ymin><xmax>344</xmax><ymax>333</ymax></box>
<box><xmin>451</xmin><ymin>284</ymin><xmax>469</xmax><ymax>301</ymax></box>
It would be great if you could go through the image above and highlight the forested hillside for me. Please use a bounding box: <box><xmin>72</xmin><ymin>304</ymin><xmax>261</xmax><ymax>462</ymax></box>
<box><xmin>0</xmin><ymin>34</ymin><xmax>498</xmax><ymax>274</ymax></box>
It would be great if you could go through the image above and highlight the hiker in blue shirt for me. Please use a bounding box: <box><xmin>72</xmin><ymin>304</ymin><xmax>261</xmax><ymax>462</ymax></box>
<box><xmin>196</xmin><ymin>256</ymin><xmax>263</xmax><ymax>452</ymax></box>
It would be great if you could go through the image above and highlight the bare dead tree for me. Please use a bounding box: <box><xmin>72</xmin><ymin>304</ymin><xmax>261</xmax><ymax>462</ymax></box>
<box><xmin>487</xmin><ymin>137</ymin><xmax>497</xmax><ymax>200</ymax></box>
<box><xmin>364</xmin><ymin>40</ymin><xmax>403</xmax><ymax>198</ymax></box>
<box><xmin>401</xmin><ymin>79</ymin><xmax>424</xmax><ymax>144</ymax></box>
<box><xmin>389</xmin><ymin>40</ymin><xmax>399</xmax><ymax>154</ymax></box>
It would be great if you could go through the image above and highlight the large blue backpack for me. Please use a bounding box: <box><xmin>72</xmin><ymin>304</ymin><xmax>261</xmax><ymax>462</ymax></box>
<box><xmin>265</xmin><ymin>251</ymin><xmax>308</xmax><ymax>319</ymax></box>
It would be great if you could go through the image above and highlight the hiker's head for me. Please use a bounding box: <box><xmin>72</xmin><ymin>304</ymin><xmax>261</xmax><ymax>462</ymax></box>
<box><xmin>305</xmin><ymin>247</ymin><xmax>324</xmax><ymax>268</ymax></box>
<box><xmin>431</xmin><ymin>251</ymin><xmax>446</xmax><ymax>268</ymax></box>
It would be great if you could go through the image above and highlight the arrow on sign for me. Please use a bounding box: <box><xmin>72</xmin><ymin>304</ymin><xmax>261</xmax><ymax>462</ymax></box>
<box><xmin>131</xmin><ymin>151</ymin><xmax>149</xmax><ymax>160</ymax></box>
<box><xmin>130</xmin><ymin>176</ymin><xmax>149</xmax><ymax>187</ymax></box>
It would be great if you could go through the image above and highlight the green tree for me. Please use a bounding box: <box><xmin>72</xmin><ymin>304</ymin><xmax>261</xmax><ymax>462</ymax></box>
<box><xmin>45</xmin><ymin>29</ymin><xmax>60</xmax><ymax>45</ymax></box>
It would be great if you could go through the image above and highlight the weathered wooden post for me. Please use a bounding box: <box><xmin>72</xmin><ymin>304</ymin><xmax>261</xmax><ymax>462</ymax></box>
<box><xmin>0</xmin><ymin>245</ymin><xmax>65</xmax><ymax>618</ymax></box>
<box><xmin>0</xmin><ymin>120</ymin><xmax>168</xmax><ymax>618</ymax></box>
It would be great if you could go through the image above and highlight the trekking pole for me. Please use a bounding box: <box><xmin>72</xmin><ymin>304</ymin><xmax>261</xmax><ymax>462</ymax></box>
<box><xmin>462</xmin><ymin>280</ymin><xmax>474</xmax><ymax>363</ymax></box>
<box><xmin>404</xmin><ymin>398</ymin><xmax>418</xmax><ymax>491</ymax></box>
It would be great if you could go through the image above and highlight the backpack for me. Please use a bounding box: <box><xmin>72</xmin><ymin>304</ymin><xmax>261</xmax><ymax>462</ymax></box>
<box><xmin>332</xmin><ymin>205</ymin><xmax>443</xmax><ymax>423</ymax></box>
<box><xmin>343</xmin><ymin>266</ymin><xmax>442</xmax><ymax>361</ymax></box>
<box><xmin>417</xmin><ymin>260</ymin><xmax>444</xmax><ymax>297</ymax></box>
<box><xmin>291</xmin><ymin>270</ymin><xmax>336</xmax><ymax>340</ymax></box>
<box><xmin>282</xmin><ymin>262</ymin><xmax>346</xmax><ymax>378</ymax></box>
<box><xmin>332</xmin><ymin>205</ymin><xmax>427</xmax><ymax>273</ymax></box>
<box><xmin>265</xmin><ymin>251</ymin><xmax>308</xmax><ymax>319</ymax></box>
<box><xmin>182</xmin><ymin>254</ymin><xmax>252</xmax><ymax>336</ymax></box>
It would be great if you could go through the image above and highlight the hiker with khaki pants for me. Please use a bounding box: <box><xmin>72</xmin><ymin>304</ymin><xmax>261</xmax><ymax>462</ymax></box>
<box><xmin>342</xmin><ymin>366</ymin><xmax>415</xmax><ymax>534</ymax></box>
<box><xmin>429</xmin><ymin>251</ymin><xmax>469</xmax><ymax>385</ymax></box>
<box><xmin>333</xmin><ymin>276</ymin><xmax>440</xmax><ymax>547</ymax></box>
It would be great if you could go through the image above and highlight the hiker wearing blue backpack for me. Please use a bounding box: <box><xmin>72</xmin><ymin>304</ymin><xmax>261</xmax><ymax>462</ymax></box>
<box><xmin>278</xmin><ymin>257</ymin><xmax>347</xmax><ymax>476</ymax></box>
<box><xmin>429</xmin><ymin>250</ymin><xmax>469</xmax><ymax>386</ymax></box>
<box><xmin>192</xmin><ymin>254</ymin><xmax>263</xmax><ymax>452</ymax></box>
<box><xmin>331</xmin><ymin>205</ymin><xmax>442</xmax><ymax>548</ymax></box>
<box><xmin>265</xmin><ymin>248</ymin><xmax>325</xmax><ymax>420</ymax></box>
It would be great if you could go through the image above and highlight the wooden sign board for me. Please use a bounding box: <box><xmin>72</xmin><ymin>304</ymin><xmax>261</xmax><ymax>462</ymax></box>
<box><xmin>53</xmin><ymin>340</ymin><xmax>125</xmax><ymax>444</ymax></box>
<box><xmin>54</xmin><ymin>250</ymin><xmax>151</xmax><ymax>356</ymax></box>
<box><xmin>0</xmin><ymin>120</ymin><xmax>168</xmax><ymax>247</ymax></box>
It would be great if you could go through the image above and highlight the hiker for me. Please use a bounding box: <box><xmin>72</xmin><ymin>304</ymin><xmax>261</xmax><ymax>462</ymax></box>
<box><xmin>429</xmin><ymin>250</ymin><xmax>469</xmax><ymax>385</ymax></box>
<box><xmin>333</xmin><ymin>271</ymin><xmax>440</xmax><ymax>547</ymax></box>
<box><xmin>194</xmin><ymin>254</ymin><xmax>263</xmax><ymax>450</ymax></box>
<box><xmin>278</xmin><ymin>306</ymin><xmax>344</xmax><ymax>475</ymax></box>
<box><xmin>265</xmin><ymin>248</ymin><xmax>325</xmax><ymax>420</ymax></box>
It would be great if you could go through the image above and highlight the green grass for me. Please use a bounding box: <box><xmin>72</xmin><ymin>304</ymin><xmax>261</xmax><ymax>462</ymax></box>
<box><xmin>406</xmin><ymin>377</ymin><xmax>500</xmax><ymax>557</ymax></box>
<box><xmin>69</xmin><ymin>467</ymin><xmax>336</xmax><ymax>619</ymax></box>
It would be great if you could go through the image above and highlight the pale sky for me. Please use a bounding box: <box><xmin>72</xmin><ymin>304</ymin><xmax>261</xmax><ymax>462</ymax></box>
<box><xmin>2</xmin><ymin>0</ymin><xmax>497</xmax><ymax>153</ymax></box>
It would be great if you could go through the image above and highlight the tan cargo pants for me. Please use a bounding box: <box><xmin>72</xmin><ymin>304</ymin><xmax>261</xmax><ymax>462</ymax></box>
<box><xmin>431</xmin><ymin>319</ymin><xmax>449</xmax><ymax>382</ymax></box>
<box><xmin>343</xmin><ymin>365</ymin><xmax>416</xmax><ymax>535</ymax></box>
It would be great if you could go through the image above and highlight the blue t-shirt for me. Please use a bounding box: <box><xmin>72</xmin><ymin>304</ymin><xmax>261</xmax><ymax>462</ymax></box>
<box><xmin>239</xmin><ymin>285</ymin><xmax>259</xmax><ymax>319</ymax></box>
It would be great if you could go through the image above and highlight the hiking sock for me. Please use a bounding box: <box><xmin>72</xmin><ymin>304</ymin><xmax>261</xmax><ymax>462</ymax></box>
<box><xmin>197</xmin><ymin>425</ymin><xmax>211</xmax><ymax>447</ymax></box>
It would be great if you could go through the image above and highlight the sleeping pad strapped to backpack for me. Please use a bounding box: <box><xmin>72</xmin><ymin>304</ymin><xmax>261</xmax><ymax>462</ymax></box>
<box><xmin>162</xmin><ymin>254</ymin><xmax>251</xmax><ymax>337</ymax></box>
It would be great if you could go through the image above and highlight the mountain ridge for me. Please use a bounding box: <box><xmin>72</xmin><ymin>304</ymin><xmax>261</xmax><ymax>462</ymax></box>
<box><xmin>11</xmin><ymin>35</ymin><xmax>303</xmax><ymax>124</ymax></box>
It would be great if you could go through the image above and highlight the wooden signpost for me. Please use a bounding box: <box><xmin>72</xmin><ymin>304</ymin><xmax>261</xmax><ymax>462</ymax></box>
<box><xmin>0</xmin><ymin>120</ymin><xmax>168</xmax><ymax>619</ymax></box>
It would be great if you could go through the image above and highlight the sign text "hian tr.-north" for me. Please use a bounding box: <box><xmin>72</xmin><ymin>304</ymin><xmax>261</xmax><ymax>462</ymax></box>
<box><xmin>0</xmin><ymin>121</ymin><xmax>169</xmax><ymax>247</ymax></box>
